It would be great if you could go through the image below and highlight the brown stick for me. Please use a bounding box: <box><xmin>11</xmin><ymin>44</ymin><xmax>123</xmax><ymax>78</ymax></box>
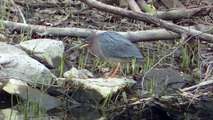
<box><xmin>152</xmin><ymin>6</ymin><xmax>212</xmax><ymax>20</ymax></box>
<box><xmin>127</xmin><ymin>0</ymin><xmax>141</xmax><ymax>12</ymax></box>
<box><xmin>181</xmin><ymin>80</ymin><xmax>213</xmax><ymax>92</ymax></box>
<box><xmin>136</xmin><ymin>0</ymin><xmax>149</xmax><ymax>12</ymax></box>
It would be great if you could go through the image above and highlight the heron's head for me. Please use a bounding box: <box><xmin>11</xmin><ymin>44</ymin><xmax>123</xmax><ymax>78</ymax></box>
<box><xmin>81</xmin><ymin>34</ymin><xmax>97</xmax><ymax>48</ymax></box>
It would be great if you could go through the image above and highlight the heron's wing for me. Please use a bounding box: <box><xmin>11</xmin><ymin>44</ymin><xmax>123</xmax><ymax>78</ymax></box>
<box><xmin>99</xmin><ymin>32</ymin><xmax>143</xmax><ymax>59</ymax></box>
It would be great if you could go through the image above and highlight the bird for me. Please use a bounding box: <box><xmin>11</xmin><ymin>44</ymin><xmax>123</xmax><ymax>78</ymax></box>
<box><xmin>81</xmin><ymin>31</ymin><xmax>143</xmax><ymax>77</ymax></box>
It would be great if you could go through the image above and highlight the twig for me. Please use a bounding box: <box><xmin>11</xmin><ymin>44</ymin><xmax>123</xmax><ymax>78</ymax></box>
<box><xmin>10</xmin><ymin>0</ymin><xmax>26</xmax><ymax>24</ymax></box>
<box><xmin>181</xmin><ymin>79</ymin><xmax>213</xmax><ymax>92</ymax></box>
<box><xmin>52</xmin><ymin>13</ymin><xmax>70</xmax><ymax>27</ymax></box>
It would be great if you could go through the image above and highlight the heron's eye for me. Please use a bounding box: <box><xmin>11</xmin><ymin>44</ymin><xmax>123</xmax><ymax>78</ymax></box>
<box><xmin>84</xmin><ymin>34</ymin><xmax>96</xmax><ymax>44</ymax></box>
<box><xmin>83</xmin><ymin>38</ymin><xmax>90</xmax><ymax>44</ymax></box>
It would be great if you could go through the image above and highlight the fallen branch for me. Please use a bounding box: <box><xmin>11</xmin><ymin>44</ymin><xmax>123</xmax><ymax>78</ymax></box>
<box><xmin>1</xmin><ymin>20</ymin><xmax>179</xmax><ymax>42</ymax></box>
<box><xmin>181</xmin><ymin>79</ymin><xmax>213</xmax><ymax>92</ymax></box>
<box><xmin>127</xmin><ymin>0</ymin><xmax>141</xmax><ymax>12</ymax></box>
<box><xmin>152</xmin><ymin>6</ymin><xmax>213</xmax><ymax>20</ymax></box>
<box><xmin>159</xmin><ymin>0</ymin><xmax>185</xmax><ymax>9</ymax></box>
<box><xmin>80</xmin><ymin>0</ymin><xmax>213</xmax><ymax>43</ymax></box>
<box><xmin>14</xmin><ymin>0</ymin><xmax>81</xmax><ymax>8</ymax></box>
<box><xmin>3</xmin><ymin>20</ymin><xmax>213</xmax><ymax>42</ymax></box>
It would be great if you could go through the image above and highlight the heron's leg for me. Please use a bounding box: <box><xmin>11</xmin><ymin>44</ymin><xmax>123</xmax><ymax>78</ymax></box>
<box><xmin>110</xmin><ymin>62</ymin><xmax>121</xmax><ymax>78</ymax></box>
<box><xmin>108</xmin><ymin>66</ymin><xmax>115</xmax><ymax>76</ymax></box>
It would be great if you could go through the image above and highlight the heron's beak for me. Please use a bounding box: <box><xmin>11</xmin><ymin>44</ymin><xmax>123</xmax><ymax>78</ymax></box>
<box><xmin>65</xmin><ymin>43</ymin><xmax>90</xmax><ymax>53</ymax></box>
<box><xmin>80</xmin><ymin>43</ymin><xmax>90</xmax><ymax>48</ymax></box>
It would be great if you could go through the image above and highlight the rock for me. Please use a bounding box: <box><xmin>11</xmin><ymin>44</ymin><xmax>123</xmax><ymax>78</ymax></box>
<box><xmin>0</xmin><ymin>42</ymin><xmax>27</xmax><ymax>55</ymax></box>
<box><xmin>67</xmin><ymin>77</ymin><xmax>136</xmax><ymax>103</ymax></box>
<box><xmin>0</xmin><ymin>43</ymin><xmax>56</xmax><ymax>85</ymax></box>
<box><xmin>0</xmin><ymin>54</ymin><xmax>56</xmax><ymax>85</ymax></box>
<box><xmin>0</xmin><ymin>43</ymin><xmax>60</xmax><ymax>110</ymax></box>
<box><xmin>64</xmin><ymin>67</ymin><xmax>94</xmax><ymax>79</ymax></box>
<box><xmin>0</xmin><ymin>108</ymin><xmax>61</xmax><ymax>119</ymax></box>
<box><xmin>0</xmin><ymin>82</ymin><xmax>3</xmax><ymax>89</ymax></box>
<box><xmin>2</xmin><ymin>78</ymin><xmax>61</xmax><ymax>110</ymax></box>
<box><xmin>0</xmin><ymin>109</ymin><xmax>22</xmax><ymax>120</ymax></box>
<box><xmin>143</xmin><ymin>68</ymin><xmax>193</xmax><ymax>95</ymax></box>
<box><xmin>70</xmin><ymin>106</ymin><xmax>105</xmax><ymax>120</ymax></box>
<box><xmin>195</xmin><ymin>98</ymin><xmax>213</xmax><ymax>120</ymax></box>
<box><xmin>16</xmin><ymin>39</ymin><xmax>64</xmax><ymax>68</ymax></box>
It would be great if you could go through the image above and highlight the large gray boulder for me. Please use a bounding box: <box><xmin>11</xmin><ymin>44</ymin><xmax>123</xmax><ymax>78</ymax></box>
<box><xmin>0</xmin><ymin>43</ymin><xmax>56</xmax><ymax>85</ymax></box>
<box><xmin>16</xmin><ymin>39</ymin><xmax>64</xmax><ymax>68</ymax></box>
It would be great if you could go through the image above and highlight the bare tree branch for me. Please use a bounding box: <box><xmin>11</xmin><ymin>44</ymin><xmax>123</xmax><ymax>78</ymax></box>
<box><xmin>1</xmin><ymin>20</ymin><xmax>178</xmax><ymax>42</ymax></box>
<box><xmin>181</xmin><ymin>79</ymin><xmax>213</xmax><ymax>92</ymax></box>
<box><xmin>13</xmin><ymin>0</ymin><xmax>81</xmax><ymax>8</ymax></box>
<box><xmin>3</xmin><ymin>20</ymin><xmax>213</xmax><ymax>43</ymax></box>
<box><xmin>152</xmin><ymin>6</ymin><xmax>213</xmax><ymax>20</ymax></box>
<box><xmin>80</xmin><ymin>0</ymin><xmax>213</xmax><ymax>43</ymax></box>
<box><xmin>159</xmin><ymin>0</ymin><xmax>185</xmax><ymax>8</ymax></box>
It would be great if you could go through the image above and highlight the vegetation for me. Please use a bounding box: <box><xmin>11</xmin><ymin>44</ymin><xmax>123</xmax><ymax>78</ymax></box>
<box><xmin>0</xmin><ymin>0</ymin><xmax>212</xmax><ymax>120</ymax></box>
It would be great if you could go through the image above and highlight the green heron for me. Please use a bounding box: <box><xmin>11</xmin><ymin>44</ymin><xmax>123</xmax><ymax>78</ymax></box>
<box><xmin>81</xmin><ymin>32</ymin><xmax>143</xmax><ymax>77</ymax></box>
